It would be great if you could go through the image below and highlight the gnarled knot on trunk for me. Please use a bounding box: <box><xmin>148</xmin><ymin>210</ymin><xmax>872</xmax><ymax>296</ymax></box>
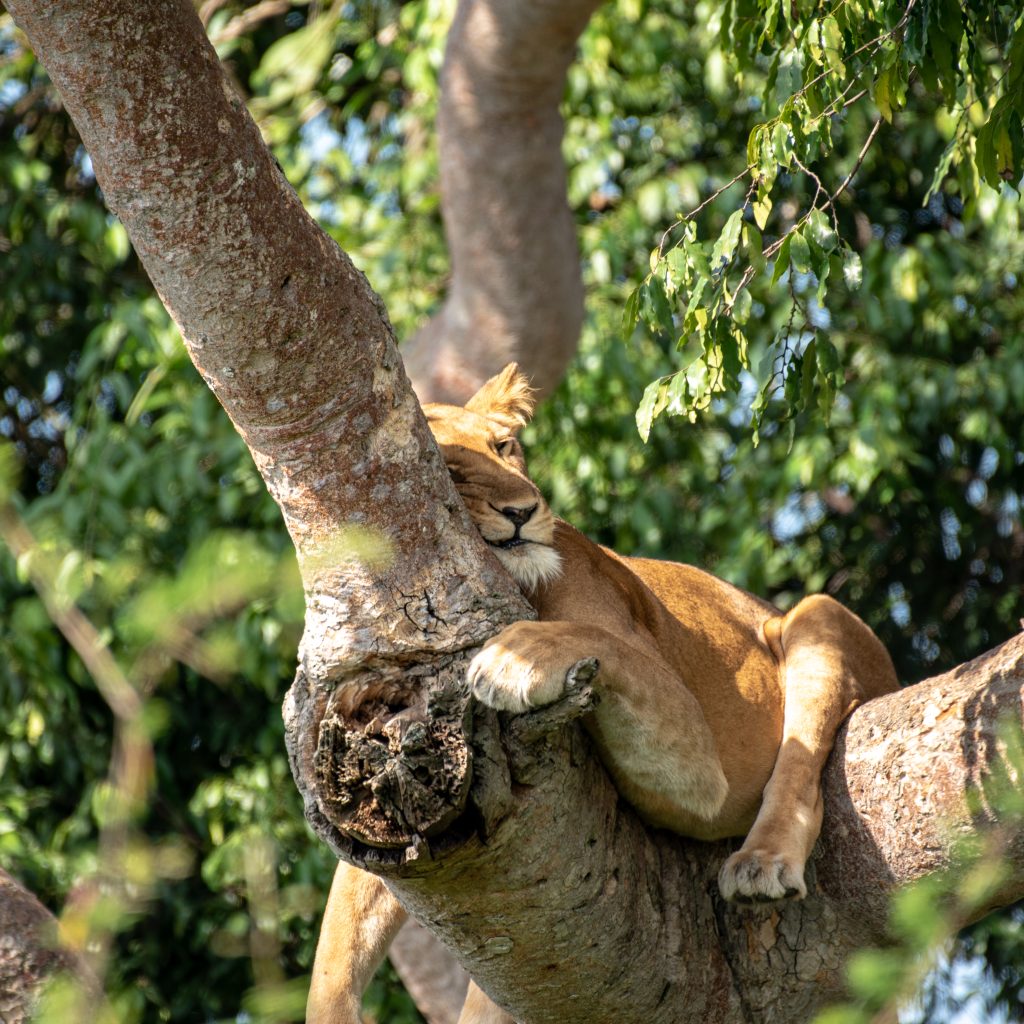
<box><xmin>313</xmin><ymin>658</ymin><xmax>474</xmax><ymax>848</ymax></box>
<box><xmin>312</xmin><ymin>652</ymin><xmax>600</xmax><ymax>851</ymax></box>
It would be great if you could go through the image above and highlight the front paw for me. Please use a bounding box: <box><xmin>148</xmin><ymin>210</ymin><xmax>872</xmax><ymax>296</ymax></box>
<box><xmin>718</xmin><ymin>848</ymin><xmax>808</xmax><ymax>904</ymax></box>
<box><xmin>467</xmin><ymin>622</ymin><xmax>571</xmax><ymax>713</ymax></box>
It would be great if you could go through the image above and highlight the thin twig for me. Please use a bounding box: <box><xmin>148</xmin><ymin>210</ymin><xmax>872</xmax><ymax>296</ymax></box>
<box><xmin>826</xmin><ymin>115</ymin><xmax>883</xmax><ymax>209</ymax></box>
<box><xmin>658</xmin><ymin>165</ymin><xmax>755</xmax><ymax>257</ymax></box>
<box><xmin>0</xmin><ymin>507</ymin><xmax>142</xmax><ymax>722</ymax></box>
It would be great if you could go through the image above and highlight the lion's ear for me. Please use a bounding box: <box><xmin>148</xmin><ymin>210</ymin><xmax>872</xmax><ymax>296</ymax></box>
<box><xmin>464</xmin><ymin>363</ymin><xmax>535</xmax><ymax>433</ymax></box>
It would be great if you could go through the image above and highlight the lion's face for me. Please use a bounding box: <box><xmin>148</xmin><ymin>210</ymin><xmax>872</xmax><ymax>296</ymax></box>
<box><xmin>424</xmin><ymin>364</ymin><xmax>561</xmax><ymax>591</ymax></box>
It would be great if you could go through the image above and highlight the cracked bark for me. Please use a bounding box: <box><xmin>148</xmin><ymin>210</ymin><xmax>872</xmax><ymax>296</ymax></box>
<box><xmin>6</xmin><ymin>2</ymin><xmax>1024</xmax><ymax>1022</ymax></box>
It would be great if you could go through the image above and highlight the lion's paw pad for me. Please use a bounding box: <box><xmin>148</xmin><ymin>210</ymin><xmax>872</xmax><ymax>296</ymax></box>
<box><xmin>718</xmin><ymin>849</ymin><xmax>807</xmax><ymax>904</ymax></box>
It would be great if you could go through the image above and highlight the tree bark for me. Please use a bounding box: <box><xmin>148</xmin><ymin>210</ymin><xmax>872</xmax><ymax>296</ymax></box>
<box><xmin>302</xmin><ymin>634</ymin><xmax>1024</xmax><ymax>1024</ymax></box>
<box><xmin>402</xmin><ymin>0</ymin><xmax>598</xmax><ymax>403</ymax></box>
<box><xmin>0</xmin><ymin>869</ymin><xmax>96</xmax><ymax>1023</ymax></box>
<box><xmin>7</xmin><ymin>4</ymin><xmax>1024</xmax><ymax>1024</ymax></box>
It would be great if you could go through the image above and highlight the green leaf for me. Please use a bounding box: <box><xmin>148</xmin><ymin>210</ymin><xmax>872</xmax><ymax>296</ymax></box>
<box><xmin>994</xmin><ymin>119</ymin><xmax>1016</xmax><ymax>184</ymax></box>
<box><xmin>720</xmin><ymin>327</ymin><xmax>744</xmax><ymax>384</ymax></box>
<box><xmin>890</xmin><ymin>877</ymin><xmax>948</xmax><ymax>951</ymax></box>
<box><xmin>806</xmin><ymin>20</ymin><xmax>824</xmax><ymax>67</ymax></box>
<box><xmin>847</xmin><ymin>949</ymin><xmax>908</xmax><ymax>1003</ymax></box>
<box><xmin>742</xmin><ymin>223</ymin><xmax>766</xmax><ymax>274</ymax></box>
<box><xmin>903</xmin><ymin>2</ymin><xmax>929</xmax><ymax>63</ymax></box>
<box><xmin>821</xmin><ymin>17</ymin><xmax>846</xmax><ymax>76</ymax></box>
<box><xmin>772</xmin><ymin>120</ymin><xmax>794</xmax><ymax>169</ymax></box>
<box><xmin>622</xmin><ymin>285</ymin><xmax>642</xmax><ymax>336</ymax></box>
<box><xmin>636</xmin><ymin>377</ymin><xmax>667</xmax><ymax>442</ymax></box>
<box><xmin>254</xmin><ymin>22</ymin><xmax>336</xmax><ymax>102</ymax></box>
<box><xmin>747</xmin><ymin>124</ymin><xmax>765</xmax><ymax>169</ymax></box>
<box><xmin>752</xmin><ymin>194</ymin><xmax>773</xmax><ymax>230</ymax></box>
<box><xmin>711</xmin><ymin>210</ymin><xmax>745</xmax><ymax>272</ymax></box>
<box><xmin>807</xmin><ymin>209</ymin><xmax>838</xmax><ymax>254</ymax></box>
<box><xmin>664</xmin><ymin>246</ymin><xmax>692</xmax><ymax>288</ymax></box>
<box><xmin>760</xmin><ymin>0</ymin><xmax>780</xmax><ymax>44</ymax></box>
<box><xmin>775</xmin><ymin>48</ymin><xmax>804</xmax><ymax>107</ymax></box>
<box><xmin>771</xmin><ymin>235</ymin><xmax>792</xmax><ymax>286</ymax></box>
<box><xmin>684</xmin><ymin>240</ymin><xmax>714</xmax><ymax>280</ymax></box>
<box><xmin>874</xmin><ymin>67</ymin><xmax>894</xmax><ymax>123</ymax></box>
<box><xmin>731</xmin><ymin>287</ymin><xmax>753</xmax><ymax>324</ymax></box>
<box><xmin>816</xmin><ymin>335</ymin><xmax>841</xmax><ymax>376</ymax></box>
<box><xmin>975</xmin><ymin>117</ymin><xmax>1000</xmax><ymax>188</ymax></box>
<box><xmin>801</xmin><ymin>338</ymin><xmax>817</xmax><ymax>406</ymax></box>
<box><xmin>683</xmin><ymin>276</ymin><xmax>709</xmax><ymax>329</ymax></box>
<box><xmin>790</xmin><ymin>231</ymin><xmax>811</xmax><ymax>274</ymax></box>
<box><xmin>644</xmin><ymin>274</ymin><xmax>675</xmax><ymax>333</ymax></box>
<box><xmin>816</xmin><ymin>336</ymin><xmax>841</xmax><ymax>423</ymax></box>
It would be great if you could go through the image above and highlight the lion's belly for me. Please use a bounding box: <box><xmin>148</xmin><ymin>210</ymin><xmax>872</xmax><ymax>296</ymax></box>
<box><xmin>583</xmin><ymin>673</ymin><xmax>782</xmax><ymax>840</ymax></box>
<box><xmin>695</xmin><ymin>646</ymin><xmax>786</xmax><ymax>833</ymax></box>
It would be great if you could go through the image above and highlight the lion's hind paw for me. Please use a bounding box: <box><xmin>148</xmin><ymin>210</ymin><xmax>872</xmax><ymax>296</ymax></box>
<box><xmin>718</xmin><ymin>849</ymin><xmax>807</xmax><ymax>904</ymax></box>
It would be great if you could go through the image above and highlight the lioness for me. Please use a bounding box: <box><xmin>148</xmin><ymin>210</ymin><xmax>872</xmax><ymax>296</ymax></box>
<box><xmin>308</xmin><ymin>364</ymin><xmax>898</xmax><ymax>1024</ymax></box>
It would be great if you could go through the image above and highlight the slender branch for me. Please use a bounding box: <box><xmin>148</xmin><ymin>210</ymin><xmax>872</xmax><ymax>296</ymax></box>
<box><xmin>828</xmin><ymin>115</ymin><xmax>884</xmax><ymax>206</ymax></box>
<box><xmin>0</xmin><ymin>507</ymin><xmax>141</xmax><ymax>723</ymax></box>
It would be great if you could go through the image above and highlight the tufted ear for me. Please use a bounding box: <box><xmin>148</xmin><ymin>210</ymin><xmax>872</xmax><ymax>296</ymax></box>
<box><xmin>464</xmin><ymin>363</ymin><xmax>535</xmax><ymax>433</ymax></box>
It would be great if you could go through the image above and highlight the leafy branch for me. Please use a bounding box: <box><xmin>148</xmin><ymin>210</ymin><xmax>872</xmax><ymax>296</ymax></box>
<box><xmin>626</xmin><ymin>0</ymin><xmax>1024</xmax><ymax>442</ymax></box>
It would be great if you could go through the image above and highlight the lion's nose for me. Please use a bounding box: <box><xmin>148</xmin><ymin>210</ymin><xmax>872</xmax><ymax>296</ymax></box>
<box><xmin>501</xmin><ymin>504</ymin><xmax>537</xmax><ymax>528</ymax></box>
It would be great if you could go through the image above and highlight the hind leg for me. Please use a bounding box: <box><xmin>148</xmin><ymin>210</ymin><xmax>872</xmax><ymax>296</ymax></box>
<box><xmin>307</xmin><ymin>861</ymin><xmax>407</xmax><ymax>1023</ymax></box>
<box><xmin>719</xmin><ymin>594</ymin><xmax>897</xmax><ymax>902</ymax></box>
<box><xmin>458</xmin><ymin>981</ymin><xmax>517</xmax><ymax>1024</ymax></box>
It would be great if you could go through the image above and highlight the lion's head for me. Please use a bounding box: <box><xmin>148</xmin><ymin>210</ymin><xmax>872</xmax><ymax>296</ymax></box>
<box><xmin>424</xmin><ymin>364</ymin><xmax>562</xmax><ymax>591</ymax></box>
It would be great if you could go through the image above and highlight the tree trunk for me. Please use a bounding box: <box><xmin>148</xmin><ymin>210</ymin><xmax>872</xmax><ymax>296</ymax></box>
<box><xmin>401</xmin><ymin>0</ymin><xmax>599</xmax><ymax>404</ymax></box>
<box><xmin>6</xmin><ymin>3</ymin><xmax>1024</xmax><ymax>1023</ymax></box>
<box><xmin>389</xmin><ymin>2</ymin><xmax>601</xmax><ymax>1009</ymax></box>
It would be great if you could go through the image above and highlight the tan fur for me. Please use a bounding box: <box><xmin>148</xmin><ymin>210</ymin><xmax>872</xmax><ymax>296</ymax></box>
<box><xmin>307</xmin><ymin>365</ymin><xmax>899</xmax><ymax>1023</ymax></box>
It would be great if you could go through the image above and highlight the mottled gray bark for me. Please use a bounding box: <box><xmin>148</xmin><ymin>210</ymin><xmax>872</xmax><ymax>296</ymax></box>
<box><xmin>402</xmin><ymin>0</ymin><xmax>599</xmax><ymax>403</ymax></box>
<box><xmin>0</xmin><ymin>869</ymin><xmax>96</xmax><ymax>1023</ymax></box>
<box><xmin>6</xmin><ymin>3</ymin><xmax>1024</xmax><ymax>1024</ymax></box>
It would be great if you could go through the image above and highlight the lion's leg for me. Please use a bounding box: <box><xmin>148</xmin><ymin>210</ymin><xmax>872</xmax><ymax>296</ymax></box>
<box><xmin>457</xmin><ymin>981</ymin><xmax>517</xmax><ymax>1024</ymax></box>
<box><xmin>468</xmin><ymin>620</ymin><xmax>729</xmax><ymax>821</ymax></box>
<box><xmin>719</xmin><ymin>594</ymin><xmax>898</xmax><ymax>903</ymax></box>
<box><xmin>307</xmin><ymin>861</ymin><xmax>408</xmax><ymax>1023</ymax></box>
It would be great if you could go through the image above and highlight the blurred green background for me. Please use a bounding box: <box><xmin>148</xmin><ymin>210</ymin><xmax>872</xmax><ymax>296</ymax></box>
<box><xmin>1</xmin><ymin>1</ymin><xmax>1022</xmax><ymax>1021</ymax></box>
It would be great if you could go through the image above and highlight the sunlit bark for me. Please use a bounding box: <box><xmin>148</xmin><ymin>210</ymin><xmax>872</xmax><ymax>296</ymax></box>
<box><xmin>6</xmin><ymin>2</ymin><xmax>1024</xmax><ymax>1022</ymax></box>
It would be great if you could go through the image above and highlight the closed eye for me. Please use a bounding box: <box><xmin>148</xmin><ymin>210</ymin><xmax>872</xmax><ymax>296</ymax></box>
<box><xmin>495</xmin><ymin>438</ymin><xmax>517</xmax><ymax>458</ymax></box>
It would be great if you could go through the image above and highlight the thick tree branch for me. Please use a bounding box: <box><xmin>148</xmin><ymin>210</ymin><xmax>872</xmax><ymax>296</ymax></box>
<box><xmin>4</xmin><ymin>0</ymin><xmax>530</xmax><ymax>801</ymax></box>
<box><xmin>310</xmin><ymin>634</ymin><xmax>1024</xmax><ymax>1024</ymax></box>
<box><xmin>4</xmin><ymin>0</ymin><xmax>514</xmax><ymax>615</ymax></box>
<box><xmin>10</xmin><ymin>5</ymin><xmax>1024</xmax><ymax>1024</ymax></box>
<box><xmin>5</xmin><ymin>0</ymin><xmax>533</xmax><ymax>983</ymax></box>
<box><xmin>402</xmin><ymin>0</ymin><xmax>600</xmax><ymax>403</ymax></box>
